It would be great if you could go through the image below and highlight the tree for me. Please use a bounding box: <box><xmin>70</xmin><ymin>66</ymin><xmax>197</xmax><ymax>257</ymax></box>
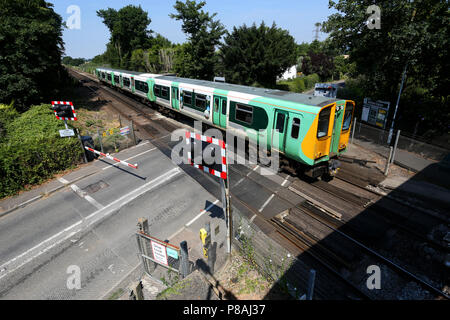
<box><xmin>322</xmin><ymin>0</ymin><xmax>449</xmax><ymax>100</ymax></box>
<box><xmin>170</xmin><ymin>0</ymin><xmax>225</xmax><ymax>80</ymax></box>
<box><xmin>0</xmin><ymin>0</ymin><xmax>65</xmax><ymax>111</ymax></box>
<box><xmin>62</xmin><ymin>56</ymin><xmax>86</xmax><ymax>66</ymax></box>
<box><xmin>220</xmin><ymin>22</ymin><xmax>297</xmax><ymax>88</ymax></box>
<box><xmin>97</xmin><ymin>5</ymin><xmax>152</xmax><ymax>68</ymax></box>
<box><xmin>322</xmin><ymin>0</ymin><xmax>449</xmax><ymax>133</ymax></box>
<box><xmin>301</xmin><ymin>51</ymin><xmax>335</xmax><ymax>81</ymax></box>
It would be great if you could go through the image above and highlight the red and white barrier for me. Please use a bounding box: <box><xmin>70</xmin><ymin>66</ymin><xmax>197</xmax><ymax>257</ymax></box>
<box><xmin>51</xmin><ymin>101</ymin><xmax>77</xmax><ymax>121</ymax></box>
<box><xmin>185</xmin><ymin>131</ymin><xmax>227</xmax><ymax>180</ymax></box>
<box><xmin>84</xmin><ymin>147</ymin><xmax>138</xmax><ymax>169</ymax></box>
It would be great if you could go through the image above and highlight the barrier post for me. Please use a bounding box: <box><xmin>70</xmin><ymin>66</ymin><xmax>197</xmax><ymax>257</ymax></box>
<box><xmin>351</xmin><ymin>117</ymin><xmax>357</xmax><ymax>145</ymax></box>
<box><xmin>391</xmin><ymin>129</ymin><xmax>401</xmax><ymax>164</ymax></box>
<box><xmin>180</xmin><ymin>241</ymin><xmax>189</xmax><ymax>278</ymax></box>
<box><xmin>77</xmin><ymin>129</ymin><xmax>88</xmax><ymax>164</ymax></box>
<box><xmin>385</xmin><ymin>146</ymin><xmax>393</xmax><ymax>176</ymax></box>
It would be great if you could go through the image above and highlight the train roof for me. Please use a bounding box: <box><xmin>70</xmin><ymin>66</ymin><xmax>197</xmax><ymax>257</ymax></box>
<box><xmin>97</xmin><ymin>68</ymin><xmax>338</xmax><ymax>107</ymax></box>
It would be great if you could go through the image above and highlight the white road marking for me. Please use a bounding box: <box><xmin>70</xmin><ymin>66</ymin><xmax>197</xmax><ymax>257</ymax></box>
<box><xmin>185</xmin><ymin>199</ymin><xmax>220</xmax><ymax>227</ymax></box>
<box><xmin>102</xmin><ymin>147</ymin><xmax>156</xmax><ymax>170</ymax></box>
<box><xmin>258</xmin><ymin>194</ymin><xmax>275</xmax><ymax>212</ymax></box>
<box><xmin>249</xmin><ymin>214</ymin><xmax>257</xmax><ymax>223</ymax></box>
<box><xmin>281</xmin><ymin>177</ymin><xmax>289</xmax><ymax>186</ymax></box>
<box><xmin>57</xmin><ymin>177</ymin><xmax>69</xmax><ymax>184</ymax></box>
<box><xmin>70</xmin><ymin>184</ymin><xmax>104</xmax><ymax>210</ymax></box>
<box><xmin>233</xmin><ymin>165</ymin><xmax>260</xmax><ymax>188</ymax></box>
<box><xmin>0</xmin><ymin>167</ymin><xmax>181</xmax><ymax>280</ymax></box>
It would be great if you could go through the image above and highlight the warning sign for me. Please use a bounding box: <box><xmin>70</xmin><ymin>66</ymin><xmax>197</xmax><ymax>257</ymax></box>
<box><xmin>151</xmin><ymin>240</ymin><xmax>168</xmax><ymax>266</ymax></box>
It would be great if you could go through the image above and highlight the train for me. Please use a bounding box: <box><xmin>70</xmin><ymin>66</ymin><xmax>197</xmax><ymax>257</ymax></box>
<box><xmin>95</xmin><ymin>67</ymin><xmax>355</xmax><ymax>179</ymax></box>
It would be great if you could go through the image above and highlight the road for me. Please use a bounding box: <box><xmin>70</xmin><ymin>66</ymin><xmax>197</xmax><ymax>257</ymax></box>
<box><xmin>0</xmin><ymin>141</ymin><xmax>219</xmax><ymax>299</ymax></box>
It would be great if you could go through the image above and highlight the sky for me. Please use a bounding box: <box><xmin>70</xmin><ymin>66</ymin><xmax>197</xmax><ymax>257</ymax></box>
<box><xmin>50</xmin><ymin>0</ymin><xmax>337</xmax><ymax>59</ymax></box>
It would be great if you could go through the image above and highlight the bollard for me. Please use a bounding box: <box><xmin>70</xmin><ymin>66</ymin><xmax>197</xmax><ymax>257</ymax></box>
<box><xmin>306</xmin><ymin>269</ymin><xmax>316</xmax><ymax>300</ymax></box>
<box><xmin>384</xmin><ymin>146</ymin><xmax>393</xmax><ymax>176</ymax></box>
<box><xmin>180</xmin><ymin>241</ymin><xmax>189</xmax><ymax>278</ymax></box>
<box><xmin>391</xmin><ymin>129</ymin><xmax>400</xmax><ymax>164</ymax></box>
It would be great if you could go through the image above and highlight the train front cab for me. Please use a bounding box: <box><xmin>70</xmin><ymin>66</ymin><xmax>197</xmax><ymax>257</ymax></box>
<box><xmin>302</xmin><ymin>102</ymin><xmax>337</xmax><ymax>179</ymax></box>
<box><xmin>309</xmin><ymin>100</ymin><xmax>355</xmax><ymax>179</ymax></box>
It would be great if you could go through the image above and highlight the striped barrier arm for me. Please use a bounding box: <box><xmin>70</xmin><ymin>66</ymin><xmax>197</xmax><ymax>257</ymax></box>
<box><xmin>84</xmin><ymin>147</ymin><xmax>138</xmax><ymax>169</ymax></box>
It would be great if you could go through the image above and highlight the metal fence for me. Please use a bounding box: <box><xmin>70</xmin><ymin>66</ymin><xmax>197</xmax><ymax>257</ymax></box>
<box><xmin>353</xmin><ymin>120</ymin><xmax>449</xmax><ymax>162</ymax></box>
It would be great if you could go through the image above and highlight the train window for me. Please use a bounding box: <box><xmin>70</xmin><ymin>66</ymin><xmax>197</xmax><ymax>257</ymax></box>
<box><xmin>161</xmin><ymin>86</ymin><xmax>169</xmax><ymax>100</ymax></box>
<box><xmin>183</xmin><ymin>91</ymin><xmax>192</xmax><ymax>106</ymax></box>
<box><xmin>102</xmin><ymin>72</ymin><xmax>105</xmax><ymax>79</ymax></box>
<box><xmin>195</xmin><ymin>94</ymin><xmax>207</xmax><ymax>110</ymax></box>
<box><xmin>342</xmin><ymin>103</ymin><xmax>354</xmax><ymax>131</ymax></box>
<box><xmin>275</xmin><ymin>113</ymin><xmax>286</xmax><ymax>134</ymax></box>
<box><xmin>291</xmin><ymin>118</ymin><xmax>300</xmax><ymax>139</ymax></box>
<box><xmin>114</xmin><ymin>75</ymin><xmax>119</xmax><ymax>83</ymax></box>
<box><xmin>107</xmin><ymin>73</ymin><xmax>111</xmax><ymax>81</ymax></box>
<box><xmin>123</xmin><ymin>77</ymin><xmax>130</xmax><ymax>87</ymax></box>
<box><xmin>317</xmin><ymin>107</ymin><xmax>331</xmax><ymax>138</ymax></box>
<box><xmin>235</xmin><ymin>104</ymin><xmax>253</xmax><ymax>124</ymax></box>
<box><xmin>135</xmin><ymin>80</ymin><xmax>148</xmax><ymax>93</ymax></box>
<box><xmin>214</xmin><ymin>98</ymin><xmax>219</xmax><ymax>112</ymax></box>
<box><xmin>221</xmin><ymin>100</ymin><xmax>227</xmax><ymax>115</ymax></box>
<box><xmin>154</xmin><ymin>84</ymin><xmax>161</xmax><ymax>97</ymax></box>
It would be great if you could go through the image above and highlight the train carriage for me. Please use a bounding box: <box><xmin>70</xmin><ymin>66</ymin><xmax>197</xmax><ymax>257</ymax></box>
<box><xmin>96</xmin><ymin>67</ymin><xmax>355</xmax><ymax>179</ymax></box>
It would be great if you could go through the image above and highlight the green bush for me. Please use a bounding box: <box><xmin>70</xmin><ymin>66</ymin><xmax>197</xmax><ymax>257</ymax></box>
<box><xmin>0</xmin><ymin>104</ymin><xmax>83</xmax><ymax>198</ymax></box>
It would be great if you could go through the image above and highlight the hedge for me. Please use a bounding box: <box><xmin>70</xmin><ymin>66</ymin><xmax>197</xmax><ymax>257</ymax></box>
<box><xmin>0</xmin><ymin>104</ymin><xmax>83</xmax><ymax>198</ymax></box>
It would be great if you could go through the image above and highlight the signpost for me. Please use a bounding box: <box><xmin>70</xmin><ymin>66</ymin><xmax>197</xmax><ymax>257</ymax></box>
<box><xmin>119</xmin><ymin>126</ymin><xmax>130</xmax><ymax>136</ymax></box>
<box><xmin>185</xmin><ymin>131</ymin><xmax>232</xmax><ymax>254</ymax></box>
<box><xmin>59</xmin><ymin>129</ymin><xmax>75</xmax><ymax>137</ymax></box>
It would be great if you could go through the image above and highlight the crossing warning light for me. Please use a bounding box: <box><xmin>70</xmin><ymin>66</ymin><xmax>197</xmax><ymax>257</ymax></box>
<box><xmin>51</xmin><ymin>101</ymin><xmax>77</xmax><ymax>121</ymax></box>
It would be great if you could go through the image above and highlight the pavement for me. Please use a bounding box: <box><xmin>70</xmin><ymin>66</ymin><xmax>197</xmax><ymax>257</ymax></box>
<box><xmin>352</xmin><ymin>138</ymin><xmax>440</xmax><ymax>173</ymax></box>
<box><xmin>0</xmin><ymin>139</ymin><xmax>228</xmax><ymax>299</ymax></box>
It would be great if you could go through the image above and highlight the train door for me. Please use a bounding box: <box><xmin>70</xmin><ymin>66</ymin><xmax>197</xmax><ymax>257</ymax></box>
<box><xmin>272</xmin><ymin>110</ymin><xmax>289</xmax><ymax>153</ymax></box>
<box><xmin>171</xmin><ymin>86</ymin><xmax>179</xmax><ymax>110</ymax></box>
<box><xmin>212</xmin><ymin>95</ymin><xmax>227</xmax><ymax>129</ymax></box>
<box><xmin>119</xmin><ymin>74</ymin><xmax>123</xmax><ymax>88</ymax></box>
<box><xmin>329</xmin><ymin>101</ymin><xmax>345</xmax><ymax>156</ymax></box>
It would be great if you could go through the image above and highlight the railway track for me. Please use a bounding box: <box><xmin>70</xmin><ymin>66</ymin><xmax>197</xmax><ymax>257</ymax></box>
<box><xmin>70</xmin><ymin>69</ymin><xmax>449</xmax><ymax>300</ymax></box>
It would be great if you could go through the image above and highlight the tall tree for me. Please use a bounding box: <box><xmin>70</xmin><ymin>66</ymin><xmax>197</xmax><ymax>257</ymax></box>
<box><xmin>0</xmin><ymin>0</ymin><xmax>65</xmax><ymax>111</ymax></box>
<box><xmin>322</xmin><ymin>0</ymin><xmax>449</xmax><ymax>100</ymax></box>
<box><xmin>97</xmin><ymin>5</ymin><xmax>152</xmax><ymax>68</ymax></box>
<box><xmin>220</xmin><ymin>22</ymin><xmax>297</xmax><ymax>87</ymax></box>
<box><xmin>170</xmin><ymin>0</ymin><xmax>225</xmax><ymax>80</ymax></box>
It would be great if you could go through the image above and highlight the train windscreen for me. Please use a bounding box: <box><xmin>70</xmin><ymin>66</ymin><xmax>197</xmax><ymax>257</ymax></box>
<box><xmin>317</xmin><ymin>107</ymin><xmax>331</xmax><ymax>138</ymax></box>
<box><xmin>342</xmin><ymin>103</ymin><xmax>354</xmax><ymax>131</ymax></box>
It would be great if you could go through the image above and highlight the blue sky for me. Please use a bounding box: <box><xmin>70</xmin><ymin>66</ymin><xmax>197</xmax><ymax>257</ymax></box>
<box><xmin>51</xmin><ymin>0</ymin><xmax>337</xmax><ymax>59</ymax></box>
